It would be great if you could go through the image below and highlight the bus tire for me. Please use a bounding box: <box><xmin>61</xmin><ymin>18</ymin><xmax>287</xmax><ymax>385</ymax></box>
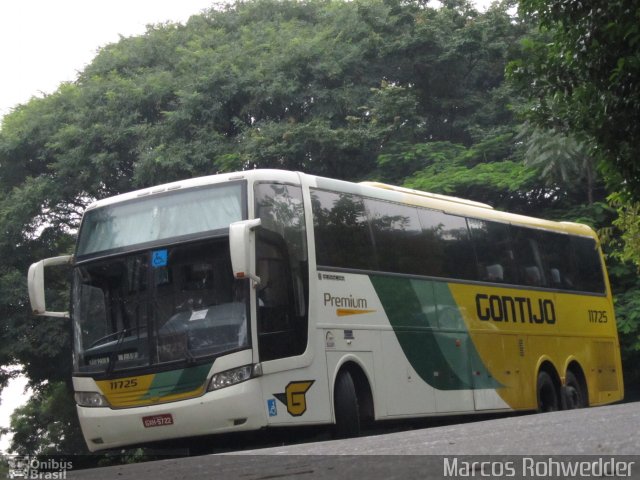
<box><xmin>563</xmin><ymin>370</ymin><xmax>587</xmax><ymax>409</ymax></box>
<box><xmin>334</xmin><ymin>371</ymin><xmax>360</xmax><ymax>438</ymax></box>
<box><xmin>537</xmin><ymin>370</ymin><xmax>559</xmax><ymax>412</ymax></box>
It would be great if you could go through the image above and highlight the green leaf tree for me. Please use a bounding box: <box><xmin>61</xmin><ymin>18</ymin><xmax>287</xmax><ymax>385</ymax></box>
<box><xmin>510</xmin><ymin>0</ymin><xmax>640</xmax><ymax>198</ymax></box>
<box><xmin>519</xmin><ymin>125</ymin><xmax>600</xmax><ymax>205</ymax></box>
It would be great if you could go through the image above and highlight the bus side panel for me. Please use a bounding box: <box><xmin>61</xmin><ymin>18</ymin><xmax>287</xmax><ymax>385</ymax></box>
<box><xmin>554</xmin><ymin>291</ymin><xmax>623</xmax><ymax>405</ymax></box>
<box><xmin>258</xmin><ymin>363</ymin><xmax>332</xmax><ymax>426</ymax></box>
<box><xmin>317</xmin><ymin>272</ymin><xmax>390</xmax><ymax>420</ymax></box>
<box><xmin>590</xmin><ymin>339</ymin><xmax>624</xmax><ymax>404</ymax></box>
<box><xmin>315</xmin><ymin>270</ymin><xmax>623</xmax><ymax>421</ymax></box>
<box><xmin>379</xmin><ymin>331</ymin><xmax>436</xmax><ymax>416</ymax></box>
<box><xmin>376</xmin><ymin>275</ymin><xmax>510</xmax><ymax>415</ymax></box>
<box><xmin>468</xmin><ymin>333</ymin><xmax>528</xmax><ymax>410</ymax></box>
<box><xmin>448</xmin><ymin>284</ymin><xmax>624</xmax><ymax>408</ymax></box>
<box><xmin>257</xmin><ymin>330</ymin><xmax>333</xmax><ymax>426</ymax></box>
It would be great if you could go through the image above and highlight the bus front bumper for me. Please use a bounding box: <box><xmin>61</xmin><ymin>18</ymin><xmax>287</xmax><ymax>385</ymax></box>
<box><xmin>78</xmin><ymin>379</ymin><xmax>266</xmax><ymax>452</ymax></box>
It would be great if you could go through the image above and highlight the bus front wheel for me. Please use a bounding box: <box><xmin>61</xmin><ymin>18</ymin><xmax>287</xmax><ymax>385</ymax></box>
<box><xmin>536</xmin><ymin>370</ymin><xmax>559</xmax><ymax>412</ymax></box>
<box><xmin>333</xmin><ymin>371</ymin><xmax>360</xmax><ymax>438</ymax></box>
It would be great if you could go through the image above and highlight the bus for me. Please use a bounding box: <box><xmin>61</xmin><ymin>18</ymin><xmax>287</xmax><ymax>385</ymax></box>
<box><xmin>27</xmin><ymin>169</ymin><xmax>624</xmax><ymax>451</ymax></box>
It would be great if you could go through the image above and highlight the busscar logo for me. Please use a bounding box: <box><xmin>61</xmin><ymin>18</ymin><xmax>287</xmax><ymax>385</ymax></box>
<box><xmin>273</xmin><ymin>380</ymin><xmax>315</xmax><ymax>416</ymax></box>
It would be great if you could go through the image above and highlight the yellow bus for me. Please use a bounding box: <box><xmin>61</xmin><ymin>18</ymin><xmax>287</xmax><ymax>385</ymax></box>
<box><xmin>27</xmin><ymin>169</ymin><xmax>623</xmax><ymax>451</ymax></box>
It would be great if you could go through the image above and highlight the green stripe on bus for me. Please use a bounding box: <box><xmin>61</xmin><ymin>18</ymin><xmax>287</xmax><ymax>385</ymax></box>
<box><xmin>140</xmin><ymin>363</ymin><xmax>212</xmax><ymax>400</ymax></box>
<box><xmin>370</xmin><ymin>275</ymin><xmax>500</xmax><ymax>390</ymax></box>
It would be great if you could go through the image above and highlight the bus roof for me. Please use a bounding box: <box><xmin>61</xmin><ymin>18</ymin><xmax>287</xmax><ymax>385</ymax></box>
<box><xmin>306</xmin><ymin>172</ymin><xmax>597</xmax><ymax>239</ymax></box>
<box><xmin>84</xmin><ymin>169</ymin><xmax>597</xmax><ymax>240</ymax></box>
<box><xmin>360</xmin><ymin>181</ymin><xmax>495</xmax><ymax>210</ymax></box>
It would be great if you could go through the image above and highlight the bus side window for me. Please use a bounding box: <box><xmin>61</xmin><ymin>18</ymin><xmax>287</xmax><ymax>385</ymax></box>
<box><xmin>569</xmin><ymin>236</ymin><xmax>606</xmax><ymax>293</ymax></box>
<box><xmin>311</xmin><ymin>190</ymin><xmax>376</xmax><ymax>271</ymax></box>
<box><xmin>468</xmin><ymin>219</ymin><xmax>517</xmax><ymax>285</ymax></box>
<box><xmin>365</xmin><ymin>198</ymin><xmax>423</xmax><ymax>275</ymax></box>
<box><xmin>511</xmin><ymin>226</ymin><xmax>547</xmax><ymax>287</ymax></box>
<box><xmin>257</xmin><ymin>235</ymin><xmax>291</xmax><ymax>317</ymax></box>
<box><xmin>537</xmin><ymin>231</ymin><xmax>574</xmax><ymax>290</ymax></box>
<box><xmin>416</xmin><ymin>209</ymin><xmax>477</xmax><ymax>281</ymax></box>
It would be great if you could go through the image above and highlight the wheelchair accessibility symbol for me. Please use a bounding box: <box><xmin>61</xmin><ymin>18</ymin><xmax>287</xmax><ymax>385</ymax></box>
<box><xmin>267</xmin><ymin>399</ymin><xmax>278</xmax><ymax>417</ymax></box>
<box><xmin>151</xmin><ymin>249</ymin><xmax>168</xmax><ymax>268</ymax></box>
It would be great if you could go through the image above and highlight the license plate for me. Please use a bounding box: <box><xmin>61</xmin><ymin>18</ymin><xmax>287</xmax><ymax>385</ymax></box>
<box><xmin>142</xmin><ymin>413</ymin><xmax>174</xmax><ymax>428</ymax></box>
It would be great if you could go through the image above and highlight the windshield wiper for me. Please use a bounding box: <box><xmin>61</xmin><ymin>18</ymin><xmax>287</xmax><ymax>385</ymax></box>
<box><xmin>106</xmin><ymin>328</ymin><xmax>128</xmax><ymax>374</ymax></box>
<box><xmin>89</xmin><ymin>330</ymin><xmax>125</xmax><ymax>348</ymax></box>
<box><xmin>89</xmin><ymin>325</ymin><xmax>146</xmax><ymax>348</ymax></box>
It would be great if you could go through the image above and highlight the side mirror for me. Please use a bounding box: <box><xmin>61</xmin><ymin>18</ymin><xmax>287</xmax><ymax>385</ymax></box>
<box><xmin>27</xmin><ymin>255</ymin><xmax>74</xmax><ymax>318</ymax></box>
<box><xmin>229</xmin><ymin>219</ymin><xmax>261</xmax><ymax>286</ymax></box>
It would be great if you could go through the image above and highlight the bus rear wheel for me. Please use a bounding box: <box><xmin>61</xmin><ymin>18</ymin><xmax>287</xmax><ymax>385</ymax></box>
<box><xmin>537</xmin><ymin>371</ymin><xmax>559</xmax><ymax>412</ymax></box>
<box><xmin>333</xmin><ymin>371</ymin><xmax>360</xmax><ymax>438</ymax></box>
<box><xmin>563</xmin><ymin>370</ymin><xmax>587</xmax><ymax>409</ymax></box>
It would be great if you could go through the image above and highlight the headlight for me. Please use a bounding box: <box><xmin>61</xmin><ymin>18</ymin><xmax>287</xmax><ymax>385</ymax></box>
<box><xmin>207</xmin><ymin>364</ymin><xmax>261</xmax><ymax>391</ymax></box>
<box><xmin>75</xmin><ymin>391</ymin><xmax>110</xmax><ymax>408</ymax></box>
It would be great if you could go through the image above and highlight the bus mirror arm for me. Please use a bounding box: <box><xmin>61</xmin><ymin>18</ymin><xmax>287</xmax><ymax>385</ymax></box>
<box><xmin>229</xmin><ymin>219</ymin><xmax>262</xmax><ymax>288</ymax></box>
<box><xmin>27</xmin><ymin>255</ymin><xmax>74</xmax><ymax>318</ymax></box>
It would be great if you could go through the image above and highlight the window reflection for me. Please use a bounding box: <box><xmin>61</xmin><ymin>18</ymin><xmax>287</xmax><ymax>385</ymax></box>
<box><xmin>310</xmin><ymin>187</ymin><xmax>605</xmax><ymax>294</ymax></box>
<box><xmin>255</xmin><ymin>183</ymin><xmax>309</xmax><ymax>361</ymax></box>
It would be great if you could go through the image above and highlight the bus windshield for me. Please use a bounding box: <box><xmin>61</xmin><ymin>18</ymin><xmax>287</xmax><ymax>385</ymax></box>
<box><xmin>76</xmin><ymin>182</ymin><xmax>244</xmax><ymax>257</ymax></box>
<box><xmin>72</xmin><ymin>238</ymin><xmax>249</xmax><ymax>374</ymax></box>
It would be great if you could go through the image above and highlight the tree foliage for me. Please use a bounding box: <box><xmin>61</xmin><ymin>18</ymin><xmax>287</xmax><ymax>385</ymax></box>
<box><xmin>519</xmin><ymin>124</ymin><xmax>600</xmax><ymax>205</ymax></box>
<box><xmin>602</xmin><ymin>193</ymin><xmax>640</xmax><ymax>268</ymax></box>
<box><xmin>391</xmin><ymin>137</ymin><xmax>546</xmax><ymax>212</ymax></box>
<box><xmin>8</xmin><ymin>382</ymin><xmax>85</xmax><ymax>456</ymax></box>
<box><xmin>510</xmin><ymin>0</ymin><xmax>640</xmax><ymax>197</ymax></box>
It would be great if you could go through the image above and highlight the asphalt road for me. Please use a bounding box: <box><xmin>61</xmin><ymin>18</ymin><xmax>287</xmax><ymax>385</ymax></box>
<box><xmin>67</xmin><ymin>402</ymin><xmax>640</xmax><ymax>479</ymax></box>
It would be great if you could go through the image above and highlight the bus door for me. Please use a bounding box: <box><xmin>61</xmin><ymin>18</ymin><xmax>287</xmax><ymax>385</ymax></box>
<box><xmin>253</xmin><ymin>183</ymin><xmax>327</xmax><ymax>424</ymax></box>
